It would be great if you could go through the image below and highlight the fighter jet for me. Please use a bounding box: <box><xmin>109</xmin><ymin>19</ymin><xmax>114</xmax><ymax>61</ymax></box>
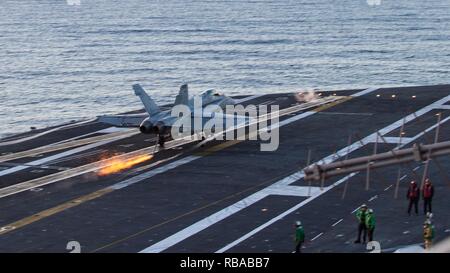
<box><xmin>98</xmin><ymin>84</ymin><xmax>245</xmax><ymax>147</ymax></box>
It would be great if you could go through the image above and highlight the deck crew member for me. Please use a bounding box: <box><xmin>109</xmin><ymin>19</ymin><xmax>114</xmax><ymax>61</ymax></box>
<box><xmin>407</xmin><ymin>181</ymin><xmax>420</xmax><ymax>216</ymax></box>
<box><xmin>294</xmin><ymin>221</ymin><xmax>305</xmax><ymax>253</ymax></box>
<box><xmin>354</xmin><ymin>204</ymin><xmax>368</xmax><ymax>244</ymax></box>
<box><xmin>366</xmin><ymin>209</ymin><xmax>376</xmax><ymax>242</ymax></box>
<box><xmin>423</xmin><ymin>220</ymin><xmax>435</xmax><ymax>250</ymax></box>
<box><xmin>422</xmin><ymin>179</ymin><xmax>434</xmax><ymax>214</ymax></box>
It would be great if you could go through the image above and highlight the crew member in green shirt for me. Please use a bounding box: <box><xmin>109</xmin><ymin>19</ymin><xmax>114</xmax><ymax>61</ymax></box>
<box><xmin>294</xmin><ymin>221</ymin><xmax>305</xmax><ymax>253</ymax></box>
<box><xmin>366</xmin><ymin>209</ymin><xmax>376</xmax><ymax>242</ymax></box>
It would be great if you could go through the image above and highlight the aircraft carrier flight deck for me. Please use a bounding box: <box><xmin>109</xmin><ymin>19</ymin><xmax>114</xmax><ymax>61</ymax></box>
<box><xmin>0</xmin><ymin>84</ymin><xmax>449</xmax><ymax>253</ymax></box>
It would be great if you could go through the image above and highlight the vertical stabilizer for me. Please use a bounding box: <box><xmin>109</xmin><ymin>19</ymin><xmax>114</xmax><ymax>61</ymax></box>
<box><xmin>133</xmin><ymin>84</ymin><xmax>161</xmax><ymax>115</ymax></box>
<box><xmin>174</xmin><ymin>84</ymin><xmax>189</xmax><ymax>106</ymax></box>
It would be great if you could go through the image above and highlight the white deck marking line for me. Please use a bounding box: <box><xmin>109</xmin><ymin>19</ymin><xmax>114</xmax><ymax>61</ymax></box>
<box><xmin>97</xmin><ymin>127</ymin><xmax>133</xmax><ymax>134</ymax></box>
<box><xmin>384</xmin><ymin>184</ymin><xmax>393</xmax><ymax>191</ymax></box>
<box><xmin>435</xmin><ymin>105</ymin><xmax>450</xmax><ymax>110</ymax></box>
<box><xmin>259</xmin><ymin>100</ymin><xmax>276</xmax><ymax>106</ymax></box>
<box><xmin>0</xmin><ymin>140</ymin><xmax>112</xmax><ymax>177</ymax></box>
<box><xmin>318</xmin><ymin>112</ymin><xmax>373</xmax><ymax>116</ymax></box>
<box><xmin>51</xmin><ymin>127</ymin><xmax>135</xmax><ymax>146</ymax></box>
<box><xmin>368</xmin><ymin>195</ymin><xmax>378</xmax><ymax>202</ymax></box>
<box><xmin>0</xmin><ymin>130</ymin><xmax>139</xmax><ymax>165</ymax></box>
<box><xmin>413</xmin><ymin>166</ymin><xmax>420</xmax><ymax>171</ymax></box>
<box><xmin>382</xmin><ymin>243</ymin><xmax>424</xmax><ymax>253</ymax></box>
<box><xmin>50</xmin><ymin>131</ymin><xmax>100</xmax><ymax>145</ymax></box>
<box><xmin>234</xmin><ymin>94</ymin><xmax>265</xmax><ymax>104</ymax></box>
<box><xmin>311</xmin><ymin>232</ymin><xmax>324</xmax><ymax>241</ymax></box>
<box><xmin>350</xmin><ymin>87</ymin><xmax>378</xmax><ymax>97</ymax></box>
<box><xmin>375</xmin><ymin>137</ymin><xmax>413</xmax><ymax>144</ymax></box>
<box><xmin>400</xmin><ymin>175</ymin><xmax>408</xmax><ymax>181</ymax></box>
<box><xmin>119</xmin><ymin>144</ymin><xmax>135</xmax><ymax>148</ymax></box>
<box><xmin>0</xmin><ymin>118</ymin><xmax>97</xmax><ymax>146</ymax></box>
<box><xmin>351</xmin><ymin>206</ymin><xmax>361</xmax><ymax>214</ymax></box>
<box><xmin>45</xmin><ymin>149</ymin><xmax>106</xmax><ymax>165</ymax></box>
<box><xmin>262</xmin><ymin>186</ymin><xmax>323</xmax><ymax>197</ymax></box>
<box><xmin>332</xmin><ymin>219</ymin><xmax>343</xmax><ymax>227</ymax></box>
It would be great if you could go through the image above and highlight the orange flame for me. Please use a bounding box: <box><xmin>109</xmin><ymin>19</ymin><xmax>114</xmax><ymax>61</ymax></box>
<box><xmin>97</xmin><ymin>154</ymin><xmax>153</xmax><ymax>176</ymax></box>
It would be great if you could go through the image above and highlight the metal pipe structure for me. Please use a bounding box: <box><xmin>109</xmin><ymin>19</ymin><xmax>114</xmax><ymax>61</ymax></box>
<box><xmin>304</xmin><ymin>141</ymin><xmax>450</xmax><ymax>181</ymax></box>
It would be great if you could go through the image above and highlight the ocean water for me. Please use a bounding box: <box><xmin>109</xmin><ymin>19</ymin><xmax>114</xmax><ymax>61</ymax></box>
<box><xmin>0</xmin><ymin>0</ymin><xmax>449</xmax><ymax>138</ymax></box>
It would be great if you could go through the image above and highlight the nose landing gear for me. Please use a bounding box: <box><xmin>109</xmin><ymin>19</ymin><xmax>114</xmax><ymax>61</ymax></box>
<box><xmin>158</xmin><ymin>134</ymin><xmax>165</xmax><ymax>148</ymax></box>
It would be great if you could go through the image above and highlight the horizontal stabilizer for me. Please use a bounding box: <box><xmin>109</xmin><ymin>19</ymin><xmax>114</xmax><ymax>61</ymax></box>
<box><xmin>98</xmin><ymin>114</ymin><xmax>148</xmax><ymax>127</ymax></box>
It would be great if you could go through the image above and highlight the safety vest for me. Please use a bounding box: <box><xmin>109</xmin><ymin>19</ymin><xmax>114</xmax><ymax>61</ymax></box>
<box><xmin>423</xmin><ymin>185</ymin><xmax>433</xmax><ymax>198</ymax></box>
<box><xmin>424</xmin><ymin>225</ymin><xmax>434</xmax><ymax>240</ymax></box>
<box><xmin>365</xmin><ymin>214</ymin><xmax>375</xmax><ymax>229</ymax></box>
<box><xmin>356</xmin><ymin>209</ymin><xmax>367</xmax><ymax>223</ymax></box>
<box><xmin>408</xmin><ymin>185</ymin><xmax>418</xmax><ymax>198</ymax></box>
<box><xmin>296</xmin><ymin>227</ymin><xmax>305</xmax><ymax>243</ymax></box>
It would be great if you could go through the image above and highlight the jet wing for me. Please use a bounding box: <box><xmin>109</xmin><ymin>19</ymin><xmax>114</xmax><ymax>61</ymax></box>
<box><xmin>98</xmin><ymin>114</ymin><xmax>148</xmax><ymax>127</ymax></box>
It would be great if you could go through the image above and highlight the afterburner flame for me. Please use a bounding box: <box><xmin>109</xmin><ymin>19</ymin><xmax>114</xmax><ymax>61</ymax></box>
<box><xmin>97</xmin><ymin>154</ymin><xmax>153</xmax><ymax>176</ymax></box>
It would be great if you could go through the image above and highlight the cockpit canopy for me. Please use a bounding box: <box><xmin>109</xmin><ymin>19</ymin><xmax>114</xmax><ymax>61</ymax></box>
<box><xmin>202</xmin><ymin>89</ymin><xmax>221</xmax><ymax>97</ymax></box>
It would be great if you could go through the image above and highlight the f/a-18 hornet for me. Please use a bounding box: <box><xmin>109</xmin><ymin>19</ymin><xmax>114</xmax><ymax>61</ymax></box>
<box><xmin>99</xmin><ymin>84</ymin><xmax>248</xmax><ymax>147</ymax></box>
